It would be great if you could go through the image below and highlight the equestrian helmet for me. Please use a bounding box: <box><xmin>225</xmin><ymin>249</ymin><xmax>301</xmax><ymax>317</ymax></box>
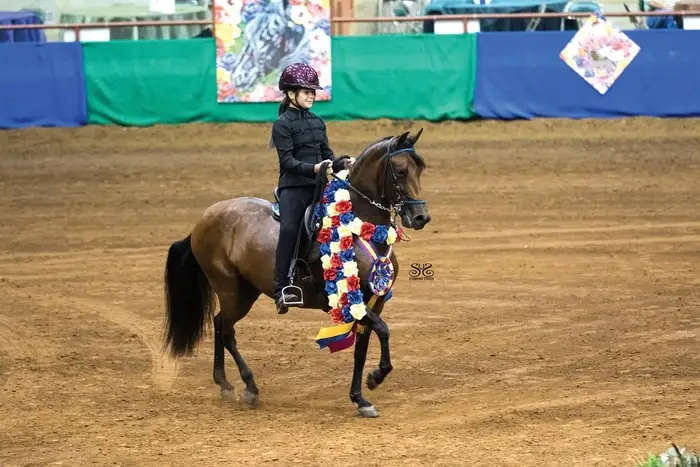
<box><xmin>279</xmin><ymin>63</ymin><xmax>322</xmax><ymax>91</ymax></box>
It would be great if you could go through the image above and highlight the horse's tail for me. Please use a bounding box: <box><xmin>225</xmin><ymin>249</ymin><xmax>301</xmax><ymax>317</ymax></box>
<box><xmin>163</xmin><ymin>234</ymin><xmax>215</xmax><ymax>358</ymax></box>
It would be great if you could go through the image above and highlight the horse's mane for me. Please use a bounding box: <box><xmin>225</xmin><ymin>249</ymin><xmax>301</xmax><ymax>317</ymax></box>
<box><xmin>352</xmin><ymin>135</ymin><xmax>426</xmax><ymax>173</ymax></box>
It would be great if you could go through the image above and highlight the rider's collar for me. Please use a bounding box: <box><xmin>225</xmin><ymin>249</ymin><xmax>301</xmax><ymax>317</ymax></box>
<box><xmin>287</xmin><ymin>106</ymin><xmax>312</xmax><ymax>117</ymax></box>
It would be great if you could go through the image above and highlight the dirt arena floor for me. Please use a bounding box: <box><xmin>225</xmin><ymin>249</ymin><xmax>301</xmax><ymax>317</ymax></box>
<box><xmin>1</xmin><ymin>117</ymin><xmax>699</xmax><ymax>466</ymax></box>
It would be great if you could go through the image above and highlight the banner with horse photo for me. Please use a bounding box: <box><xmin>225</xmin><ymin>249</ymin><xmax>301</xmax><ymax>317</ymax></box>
<box><xmin>214</xmin><ymin>0</ymin><xmax>332</xmax><ymax>103</ymax></box>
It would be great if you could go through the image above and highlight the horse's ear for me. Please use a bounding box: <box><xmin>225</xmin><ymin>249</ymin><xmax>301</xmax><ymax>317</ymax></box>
<box><xmin>395</xmin><ymin>131</ymin><xmax>410</xmax><ymax>148</ymax></box>
<box><xmin>408</xmin><ymin>128</ymin><xmax>423</xmax><ymax>146</ymax></box>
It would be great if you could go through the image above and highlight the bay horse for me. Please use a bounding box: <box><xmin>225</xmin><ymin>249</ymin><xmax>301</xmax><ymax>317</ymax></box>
<box><xmin>162</xmin><ymin>129</ymin><xmax>431</xmax><ymax>417</ymax></box>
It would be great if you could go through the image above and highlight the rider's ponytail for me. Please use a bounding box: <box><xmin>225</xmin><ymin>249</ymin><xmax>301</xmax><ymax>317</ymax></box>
<box><xmin>278</xmin><ymin>96</ymin><xmax>291</xmax><ymax>116</ymax></box>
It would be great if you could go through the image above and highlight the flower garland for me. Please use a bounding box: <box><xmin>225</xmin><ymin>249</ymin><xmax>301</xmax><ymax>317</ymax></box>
<box><xmin>315</xmin><ymin>169</ymin><xmax>403</xmax><ymax>324</ymax></box>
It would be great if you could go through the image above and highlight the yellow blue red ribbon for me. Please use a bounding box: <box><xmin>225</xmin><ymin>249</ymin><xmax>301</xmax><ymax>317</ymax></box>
<box><xmin>314</xmin><ymin>237</ymin><xmax>395</xmax><ymax>353</ymax></box>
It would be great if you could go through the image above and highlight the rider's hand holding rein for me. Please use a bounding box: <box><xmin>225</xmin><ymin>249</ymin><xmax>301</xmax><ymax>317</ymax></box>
<box><xmin>315</xmin><ymin>156</ymin><xmax>352</xmax><ymax>174</ymax></box>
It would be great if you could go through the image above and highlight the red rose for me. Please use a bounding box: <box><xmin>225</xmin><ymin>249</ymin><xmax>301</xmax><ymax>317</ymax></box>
<box><xmin>330</xmin><ymin>307</ymin><xmax>344</xmax><ymax>323</ymax></box>
<box><xmin>317</xmin><ymin>228</ymin><xmax>332</xmax><ymax>244</ymax></box>
<box><xmin>323</xmin><ymin>268</ymin><xmax>337</xmax><ymax>281</ymax></box>
<box><xmin>396</xmin><ymin>227</ymin><xmax>404</xmax><ymax>242</ymax></box>
<box><xmin>340</xmin><ymin>236</ymin><xmax>354</xmax><ymax>250</ymax></box>
<box><xmin>340</xmin><ymin>293</ymin><xmax>349</xmax><ymax>306</ymax></box>
<box><xmin>331</xmin><ymin>216</ymin><xmax>340</xmax><ymax>227</ymax></box>
<box><xmin>335</xmin><ymin>200</ymin><xmax>352</xmax><ymax>214</ymax></box>
<box><xmin>360</xmin><ymin>222</ymin><xmax>375</xmax><ymax>241</ymax></box>
<box><xmin>346</xmin><ymin>276</ymin><xmax>360</xmax><ymax>291</ymax></box>
<box><xmin>330</xmin><ymin>254</ymin><xmax>342</xmax><ymax>269</ymax></box>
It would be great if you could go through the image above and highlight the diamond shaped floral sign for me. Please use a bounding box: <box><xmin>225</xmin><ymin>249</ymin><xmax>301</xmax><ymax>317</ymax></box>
<box><xmin>560</xmin><ymin>15</ymin><xmax>641</xmax><ymax>95</ymax></box>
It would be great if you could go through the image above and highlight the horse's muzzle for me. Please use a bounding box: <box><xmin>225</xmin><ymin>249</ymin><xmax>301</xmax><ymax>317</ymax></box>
<box><xmin>412</xmin><ymin>213</ymin><xmax>431</xmax><ymax>230</ymax></box>
<box><xmin>402</xmin><ymin>211</ymin><xmax>431</xmax><ymax>230</ymax></box>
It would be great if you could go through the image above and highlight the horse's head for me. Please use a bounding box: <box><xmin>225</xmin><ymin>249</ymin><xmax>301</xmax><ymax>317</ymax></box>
<box><xmin>348</xmin><ymin>129</ymin><xmax>431</xmax><ymax>230</ymax></box>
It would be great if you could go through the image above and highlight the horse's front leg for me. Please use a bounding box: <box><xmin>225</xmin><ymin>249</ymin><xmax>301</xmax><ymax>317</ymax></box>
<box><xmin>364</xmin><ymin>310</ymin><xmax>393</xmax><ymax>391</ymax></box>
<box><xmin>349</xmin><ymin>325</ymin><xmax>376</xmax><ymax>417</ymax></box>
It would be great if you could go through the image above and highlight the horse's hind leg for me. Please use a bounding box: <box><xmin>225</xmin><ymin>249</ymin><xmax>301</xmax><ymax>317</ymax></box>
<box><xmin>213</xmin><ymin>312</ymin><xmax>235</xmax><ymax>398</ymax></box>
<box><xmin>213</xmin><ymin>275</ymin><xmax>261</xmax><ymax>406</ymax></box>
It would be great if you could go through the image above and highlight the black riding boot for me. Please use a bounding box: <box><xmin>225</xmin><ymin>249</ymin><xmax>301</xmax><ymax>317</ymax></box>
<box><xmin>274</xmin><ymin>186</ymin><xmax>314</xmax><ymax>314</ymax></box>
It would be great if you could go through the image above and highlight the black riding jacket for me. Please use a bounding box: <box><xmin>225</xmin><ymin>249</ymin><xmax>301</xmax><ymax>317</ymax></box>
<box><xmin>271</xmin><ymin>107</ymin><xmax>334</xmax><ymax>188</ymax></box>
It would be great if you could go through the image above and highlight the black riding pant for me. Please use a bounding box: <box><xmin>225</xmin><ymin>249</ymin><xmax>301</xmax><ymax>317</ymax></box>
<box><xmin>274</xmin><ymin>185</ymin><xmax>315</xmax><ymax>297</ymax></box>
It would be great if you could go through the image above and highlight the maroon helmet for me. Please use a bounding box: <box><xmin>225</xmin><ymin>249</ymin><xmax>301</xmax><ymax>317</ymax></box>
<box><xmin>278</xmin><ymin>63</ymin><xmax>322</xmax><ymax>91</ymax></box>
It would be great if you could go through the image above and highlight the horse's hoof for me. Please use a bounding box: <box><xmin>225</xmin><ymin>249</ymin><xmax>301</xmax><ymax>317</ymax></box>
<box><xmin>358</xmin><ymin>406</ymin><xmax>378</xmax><ymax>418</ymax></box>
<box><xmin>242</xmin><ymin>388</ymin><xmax>259</xmax><ymax>408</ymax></box>
<box><xmin>367</xmin><ymin>372</ymin><xmax>379</xmax><ymax>391</ymax></box>
<box><xmin>220</xmin><ymin>388</ymin><xmax>237</xmax><ymax>401</ymax></box>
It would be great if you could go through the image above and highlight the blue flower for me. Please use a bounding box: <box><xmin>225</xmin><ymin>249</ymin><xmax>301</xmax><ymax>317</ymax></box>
<box><xmin>320</xmin><ymin>243</ymin><xmax>331</xmax><ymax>256</ymax></box>
<box><xmin>325</xmin><ymin>281</ymin><xmax>338</xmax><ymax>295</ymax></box>
<box><xmin>323</xmin><ymin>179</ymin><xmax>348</xmax><ymax>201</ymax></box>
<box><xmin>336</xmin><ymin>269</ymin><xmax>345</xmax><ymax>280</ymax></box>
<box><xmin>331</xmin><ymin>228</ymin><xmax>339</xmax><ymax>242</ymax></box>
<box><xmin>339</xmin><ymin>249</ymin><xmax>354</xmax><ymax>262</ymax></box>
<box><xmin>314</xmin><ymin>203</ymin><xmax>325</xmax><ymax>218</ymax></box>
<box><xmin>329</xmin><ymin>179</ymin><xmax>347</xmax><ymax>191</ymax></box>
<box><xmin>347</xmin><ymin>290</ymin><xmax>364</xmax><ymax>305</ymax></box>
<box><xmin>341</xmin><ymin>307</ymin><xmax>353</xmax><ymax>323</ymax></box>
<box><xmin>371</xmin><ymin>225</ymin><xmax>389</xmax><ymax>244</ymax></box>
<box><xmin>339</xmin><ymin>212</ymin><xmax>355</xmax><ymax>225</ymax></box>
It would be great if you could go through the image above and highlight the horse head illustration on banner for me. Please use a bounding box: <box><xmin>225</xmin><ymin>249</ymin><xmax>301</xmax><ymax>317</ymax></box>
<box><xmin>231</xmin><ymin>0</ymin><xmax>312</xmax><ymax>91</ymax></box>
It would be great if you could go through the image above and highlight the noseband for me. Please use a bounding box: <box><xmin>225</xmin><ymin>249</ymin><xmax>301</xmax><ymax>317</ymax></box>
<box><xmin>330</xmin><ymin>142</ymin><xmax>427</xmax><ymax>220</ymax></box>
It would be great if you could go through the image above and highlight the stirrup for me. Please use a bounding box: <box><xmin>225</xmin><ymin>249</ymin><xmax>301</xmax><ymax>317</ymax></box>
<box><xmin>281</xmin><ymin>284</ymin><xmax>304</xmax><ymax>306</ymax></box>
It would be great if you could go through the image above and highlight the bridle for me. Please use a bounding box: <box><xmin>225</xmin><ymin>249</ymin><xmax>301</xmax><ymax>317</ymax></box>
<box><xmin>330</xmin><ymin>140</ymin><xmax>427</xmax><ymax>224</ymax></box>
<box><xmin>381</xmin><ymin>146</ymin><xmax>427</xmax><ymax>216</ymax></box>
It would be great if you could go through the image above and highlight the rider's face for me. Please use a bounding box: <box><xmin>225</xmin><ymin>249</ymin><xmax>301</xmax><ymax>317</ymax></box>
<box><xmin>293</xmin><ymin>88</ymin><xmax>316</xmax><ymax>109</ymax></box>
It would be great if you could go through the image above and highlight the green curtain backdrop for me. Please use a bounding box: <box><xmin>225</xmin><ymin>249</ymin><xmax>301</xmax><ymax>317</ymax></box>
<box><xmin>82</xmin><ymin>35</ymin><xmax>477</xmax><ymax>126</ymax></box>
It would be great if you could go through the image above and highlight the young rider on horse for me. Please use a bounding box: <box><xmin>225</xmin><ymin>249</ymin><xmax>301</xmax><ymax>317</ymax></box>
<box><xmin>270</xmin><ymin>62</ymin><xmax>351</xmax><ymax>315</ymax></box>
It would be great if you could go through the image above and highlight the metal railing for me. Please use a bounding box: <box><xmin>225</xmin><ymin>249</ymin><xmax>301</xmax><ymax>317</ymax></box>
<box><xmin>0</xmin><ymin>10</ymin><xmax>697</xmax><ymax>39</ymax></box>
<box><xmin>332</xmin><ymin>10</ymin><xmax>699</xmax><ymax>32</ymax></box>
<box><xmin>0</xmin><ymin>19</ymin><xmax>212</xmax><ymax>41</ymax></box>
